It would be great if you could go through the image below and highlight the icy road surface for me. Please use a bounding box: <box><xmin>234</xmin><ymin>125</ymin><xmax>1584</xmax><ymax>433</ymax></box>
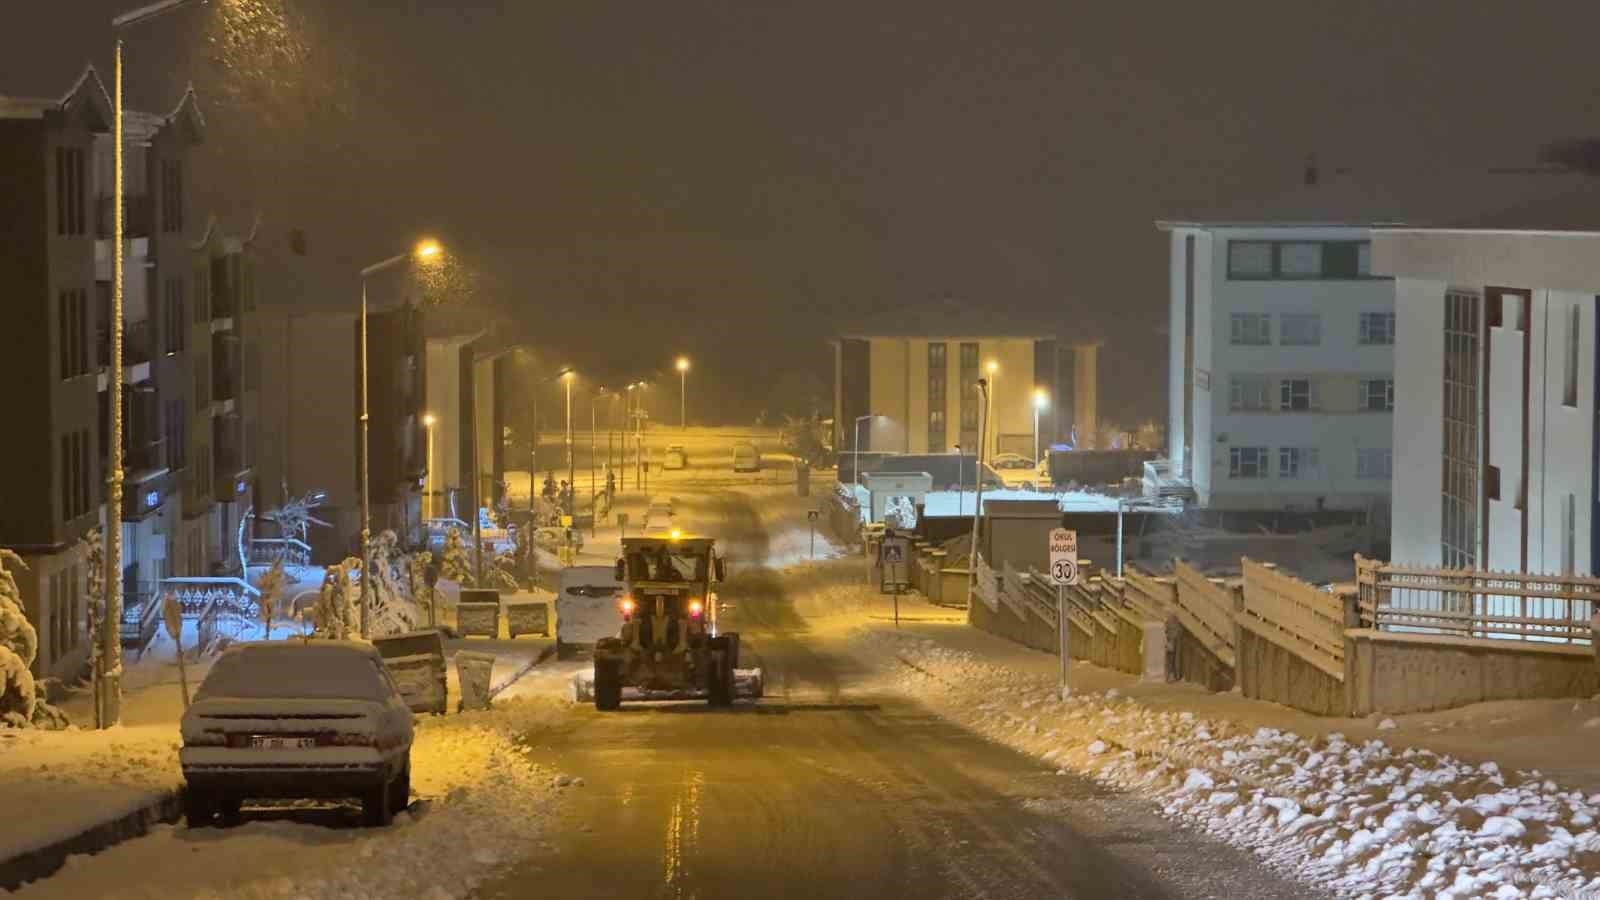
<box><xmin>479</xmin><ymin>489</ymin><xmax>1317</xmax><ymax>899</ymax></box>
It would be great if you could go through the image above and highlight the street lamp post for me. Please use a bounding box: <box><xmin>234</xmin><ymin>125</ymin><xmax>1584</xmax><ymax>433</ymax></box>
<box><xmin>984</xmin><ymin>359</ymin><xmax>999</xmax><ymax>460</ymax></box>
<box><xmin>676</xmin><ymin>356</ymin><xmax>690</xmax><ymax>429</ymax></box>
<box><xmin>423</xmin><ymin>413</ymin><xmax>436</xmax><ymax>521</ymax></box>
<box><xmin>104</xmin><ymin>0</ymin><xmax>206</xmax><ymax>728</ymax></box>
<box><xmin>1033</xmin><ymin>388</ymin><xmax>1048</xmax><ymax>466</ymax></box>
<box><xmin>853</xmin><ymin>414</ymin><xmax>877</xmax><ymax>491</ymax></box>
<box><xmin>359</xmin><ymin>239</ymin><xmax>441</xmax><ymax>638</ymax></box>
<box><xmin>564</xmin><ymin>371</ymin><xmax>576</xmax><ymax>502</ymax></box>
<box><xmin>966</xmin><ymin>378</ymin><xmax>991</xmax><ymax>611</ymax></box>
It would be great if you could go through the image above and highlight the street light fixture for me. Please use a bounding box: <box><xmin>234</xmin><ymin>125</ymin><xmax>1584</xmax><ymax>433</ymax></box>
<box><xmin>676</xmin><ymin>356</ymin><xmax>690</xmax><ymax>429</ymax></box>
<box><xmin>358</xmin><ymin>238</ymin><xmax>444</xmax><ymax>639</ymax></box>
<box><xmin>102</xmin><ymin>0</ymin><xmax>209</xmax><ymax>729</ymax></box>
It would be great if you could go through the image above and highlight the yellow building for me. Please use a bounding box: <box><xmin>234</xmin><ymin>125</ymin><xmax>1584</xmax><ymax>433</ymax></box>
<box><xmin>830</xmin><ymin>301</ymin><xmax>1097</xmax><ymax>460</ymax></box>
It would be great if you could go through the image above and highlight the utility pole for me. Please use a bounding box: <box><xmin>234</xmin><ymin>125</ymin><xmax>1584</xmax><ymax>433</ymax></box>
<box><xmin>966</xmin><ymin>379</ymin><xmax>990</xmax><ymax>611</ymax></box>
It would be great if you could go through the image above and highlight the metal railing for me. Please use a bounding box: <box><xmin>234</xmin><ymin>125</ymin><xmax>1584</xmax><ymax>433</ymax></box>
<box><xmin>1356</xmin><ymin>555</ymin><xmax>1599</xmax><ymax>643</ymax></box>
<box><xmin>250</xmin><ymin>538</ymin><xmax>311</xmax><ymax>567</ymax></box>
<box><xmin>118</xmin><ymin>588</ymin><xmax>161</xmax><ymax>658</ymax></box>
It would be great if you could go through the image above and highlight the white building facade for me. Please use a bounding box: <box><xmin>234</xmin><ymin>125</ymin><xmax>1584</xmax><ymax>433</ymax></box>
<box><xmin>1159</xmin><ymin>222</ymin><xmax>1396</xmax><ymax>512</ymax></box>
<box><xmin>1375</xmin><ymin>227</ymin><xmax>1599</xmax><ymax>575</ymax></box>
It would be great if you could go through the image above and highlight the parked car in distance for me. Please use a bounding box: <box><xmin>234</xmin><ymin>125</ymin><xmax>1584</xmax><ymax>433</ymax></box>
<box><xmin>732</xmin><ymin>441</ymin><xmax>761</xmax><ymax>473</ymax></box>
<box><xmin>179</xmin><ymin>641</ymin><xmax>415</xmax><ymax>828</ymax></box>
<box><xmin>990</xmin><ymin>453</ymin><xmax>1040</xmax><ymax>489</ymax></box>
<box><xmin>644</xmin><ymin>499</ymin><xmax>675</xmax><ymax>532</ymax></box>
<box><xmin>662</xmin><ymin>444</ymin><xmax>689</xmax><ymax>470</ymax></box>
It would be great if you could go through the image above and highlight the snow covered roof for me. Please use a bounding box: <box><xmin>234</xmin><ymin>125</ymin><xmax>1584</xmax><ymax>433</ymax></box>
<box><xmin>0</xmin><ymin>64</ymin><xmax>111</xmax><ymax>130</ymax></box>
<box><xmin>1157</xmin><ymin>167</ymin><xmax>1592</xmax><ymax>233</ymax></box>
<box><xmin>834</xmin><ymin>297</ymin><xmax>1057</xmax><ymax>340</ymax></box>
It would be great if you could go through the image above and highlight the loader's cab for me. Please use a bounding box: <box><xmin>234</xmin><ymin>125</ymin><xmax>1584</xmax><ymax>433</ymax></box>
<box><xmin>592</xmin><ymin>533</ymin><xmax>736</xmax><ymax>710</ymax></box>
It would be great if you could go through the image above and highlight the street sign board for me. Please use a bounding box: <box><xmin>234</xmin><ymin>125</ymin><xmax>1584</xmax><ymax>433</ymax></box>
<box><xmin>1048</xmin><ymin>528</ymin><xmax>1079</xmax><ymax>586</ymax></box>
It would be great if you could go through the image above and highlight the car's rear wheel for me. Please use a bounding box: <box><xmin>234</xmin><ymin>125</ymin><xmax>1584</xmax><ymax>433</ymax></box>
<box><xmin>218</xmin><ymin>792</ymin><xmax>244</xmax><ymax>826</ymax></box>
<box><xmin>363</xmin><ymin>776</ymin><xmax>395</xmax><ymax>827</ymax></box>
<box><xmin>183</xmin><ymin>788</ymin><xmax>213</xmax><ymax>829</ymax></box>
<box><xmin>594</xmin><ymin>657</ymin><xmax>622</xmax><ymax>711</ymax></box>
<box><xmin>388</xmin><ymin>757</ymin><xmax>411</xmax><ymax>814</ymax></box>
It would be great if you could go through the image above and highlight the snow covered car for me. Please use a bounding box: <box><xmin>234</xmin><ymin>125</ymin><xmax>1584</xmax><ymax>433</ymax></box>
<box><xmin>662</xmin><ymin>444</ymin><xmax>689</xmax><ymax>470</ymax></box>
<box><xmin>179</xmin><ymin>641</ymin><xmax>415</xmax><ymax>828</ymax></box>
<box><xmin>556</xmin><ymin>565</ymin><xmax>625</xmax><ymax>660</ymax></box>
<box><xmin>731</xmin><ymin>441</ymin><xmax>760</xmax><ymax>473</ymax></box>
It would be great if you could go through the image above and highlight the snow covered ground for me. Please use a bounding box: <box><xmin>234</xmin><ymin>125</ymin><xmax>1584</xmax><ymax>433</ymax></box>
<box><xmin>851</xmin><ymin>625</ymin><xmax>1600</xmax><ymax>899</ymax></box>
<box><xmin>10</xmin><ymin>696</ymin><xmax>569</xmax><ymax>900</ymax></box>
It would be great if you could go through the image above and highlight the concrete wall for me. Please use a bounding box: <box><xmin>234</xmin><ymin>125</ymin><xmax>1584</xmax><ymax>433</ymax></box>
<box><xmin>861</xmin><ymin>336</ymin><xmax>1040</xmax><ymax>457</ymax></box>
<box><xmin>1390</xmin><ymin>277</ymin><xmax>1446</xmax><ymax>566</ymax></box>
<box><xmin>1236</xmin><ymin>624</ymin><xmax>1347</xmax><ymax>716</ymax></box>
<box><xmin>1346</xmin><ymin>629</ymin><xmax>1598</xmax><ymax>716</ymax></box>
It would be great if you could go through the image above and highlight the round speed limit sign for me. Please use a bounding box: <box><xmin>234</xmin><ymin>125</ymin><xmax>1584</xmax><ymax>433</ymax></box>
<box><xmin>1051</xmin><ymin>558</ymin><xmax>1078</xmax><ymax>585</ymax></box>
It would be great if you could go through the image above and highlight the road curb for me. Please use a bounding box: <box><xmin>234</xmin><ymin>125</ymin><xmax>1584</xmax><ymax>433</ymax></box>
<box><xmin>0</xmin><ymin>788</ymin><xmax>182</xmax><ymax>891</ymax></box>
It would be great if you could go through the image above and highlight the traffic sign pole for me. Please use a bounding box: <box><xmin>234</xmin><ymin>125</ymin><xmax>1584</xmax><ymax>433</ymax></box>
<box><xmin>1048</xmin><ymin>527</ymin><xmax>1079</xmax><ymax>700</ymax></box>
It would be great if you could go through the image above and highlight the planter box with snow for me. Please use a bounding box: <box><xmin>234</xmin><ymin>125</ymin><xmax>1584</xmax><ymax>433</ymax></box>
<box><xmin>373</xmin><ymin>630</ymin><xmax>448</xmax><ymax>715</ymax></box>
<box><xmin>504</xmin><ymin>598</ymin><xmax>550</xmax><ymax>638</ymax></box>
<box><xmin>456</xmin><ymin>603</ymin><xmax>501</xmax><ymax>638</ymax></box>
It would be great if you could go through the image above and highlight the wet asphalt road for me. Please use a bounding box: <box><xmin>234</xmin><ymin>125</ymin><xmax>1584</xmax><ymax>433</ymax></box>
<box><xmin>477</xmin><ymin>490</ymin><xmax>1317</xmax><ymax>900</ymax></box>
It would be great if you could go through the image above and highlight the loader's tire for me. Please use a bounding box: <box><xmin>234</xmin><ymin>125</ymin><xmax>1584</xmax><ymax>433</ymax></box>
<box><xmin>183</xmin><ymin>788</ymin><xmax>214</xmax><ymax>829</ymax></box>
<box><xmin>594</xmin><ymin>658</ymin><xmax>622</xmax><ymax>711</ymax></box>
<box><xmin>723</xmin><ymin>633</ymin><xmax>741</xmax><ymax>671</ymax></box>
<box><xmin>707</xmin><ymin>638</ymin><xmax>733</xmax><ymax>707</ymax></box>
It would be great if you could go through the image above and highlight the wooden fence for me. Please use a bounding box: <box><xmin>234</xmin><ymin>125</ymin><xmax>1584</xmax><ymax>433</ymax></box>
<box><xmin>1355</xmin><ymin>556</ymin><xmax>1599</xmax><ymax>643</ymax></box>
<box><xmin>1173</xmin><ymin>562</ymin><xmax>1237</xmax><ymax>668</ymax></box>
<box><xmin>1239</xmin><ymin>558</ymin><xmax>1347</xmax><ymax>679</ymax></box>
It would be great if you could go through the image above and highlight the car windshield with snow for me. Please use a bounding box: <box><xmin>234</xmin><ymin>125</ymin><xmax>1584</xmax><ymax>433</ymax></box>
<box><xmin>179</xmin><ymin>641</ymin><xmax>416</xmax><ymax>828</ymax></box>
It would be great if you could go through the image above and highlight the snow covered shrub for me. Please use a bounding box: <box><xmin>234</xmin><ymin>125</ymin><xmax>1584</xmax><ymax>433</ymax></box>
<box><xmin>313</xmin><ymin>558</ymin><xmax>360</xmax><ymax>639</ymax></box>
<box><xmin>255</xmin><ymin>558</ymin><xmax>286</xmax><ymax>640</ymax></box>
<box><xmin>441</xmin><ymin>527</ymin><xmax>474</xmax><ymax>586</ymax></box>
<box><xmin>0</xmin><ymin>549</ymin><xmax>68</xmax><ymax>729</ymax></box>
<box><xmin>367</xmin><ymin>530</ymin><xmax>418</xmax><ymax>637</ymax></box>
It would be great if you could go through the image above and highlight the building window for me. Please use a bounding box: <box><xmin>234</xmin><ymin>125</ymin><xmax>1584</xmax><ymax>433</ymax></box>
<box><xmin>928</xmin><ymin>342</ymin><xmax>947</xmax><ymax>451</ymax></box>
<box><xmin>1229</xmin><ymin>446</ymin><xmax>1269</xmax><ymax>479</ymax></box>
<box><xmin>1564</xmin><ymin>493</ymin><xmax>1577</xmax><ymax>575</ymax></box>
<box><xmin>1229</xmin><ymin>374</ymin><xmax>1268</xmax><ymax>411</ymax></box>
<box><xmin>161</xmin><ymin>159</ymin><xmax>184</xmax><ymax>233</ymax></box>
<box><xmin>1227</xmin><ymin>240</ymin><xmax>1376</xmax><ymax>280</ymax></box>
<box><xmin>1360</xmin><ymin>378</ymin><xmax>1395</xmax><ymax>412</ymax></box>
<box><xmin>958</xmin><ymin>342</ymin><xmax>979</xmax><ymax>435</ymax></box>
<box><xmin>1279</xmin><ymin>378</ymin><xmax>1315</xmax><ymax>411</ymax></box>
<box><xmin>1442</xmin><ymin>291</ymin><xmax>1481</xmax><ymax>569</ymax></box>
<box><xmin>1227</xmin><ymin>242</ymin><xmax>1273</xmax><ymax>278</ymax></box>
<box><xmin>1279</xmin><ymin>313</ymin><xmax>1322</xmax><ymax>346</ymax></box>
<box><xmin>1230</xmin><ymin>313</ymin><xmax>1271</xmax><ymax>345</ymax></box>
<box><xmin>1279</xmin><ymin>447</ymin><xmax>1319</xmax><ymax>479</ymax></box>
<box><xmin>59</xmin><ymin>289</ymin><xmax>89</xmax><ymax>379</ymax></box>
<box><xmin>1356</xmin><ymin>447</ymin><xmax>1393</xmax><ymax>480</ymax></box>
<box><xmin>1565</xmin><ymin>303</ymin><xmax>1580</xmax><ymax>408</ymax></box>
<box><xmin>1359</xmin><ymin>311</ymin><xmax>1396</xmax><ymax>345</ymax></box>
<box><xmin>56</xmin><ymin>146</ymin><xmax>85</xmax><ymax>236</ymax></box>
<box><xmin>163</xmin><ymin>277</ymin><xmax>186</xmax><ymax>354</ymax></box>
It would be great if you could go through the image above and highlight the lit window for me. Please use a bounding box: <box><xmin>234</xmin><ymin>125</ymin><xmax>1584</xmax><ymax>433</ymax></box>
<box><xmin>1230</xmin><ymin>313</ymin><xmax>1271</xmax><ymax>345</ymax></box>
<box><xmin>1278</xmin><ymin>447</ymin><xmax>1319</xmax><ymax>479</ymax></box>
<box><xmin>1229</xmin><ymin>446</ymin><xmax>1269</xmax><ymax>479</ymax></box>
<box><xmin>1358</xmin><ymin>312</ymin><xmax>1395</xmax><ymax>345</ymax></box>
<box><xmin>1359</xmin><ymin>378</ymin><xmax>1394</xmax><ymax>412</ymax></box>
<box><xmin>1280</xmin><ymin>378</ymin><xmax>1314</xmax><ymax>411</ymax></box>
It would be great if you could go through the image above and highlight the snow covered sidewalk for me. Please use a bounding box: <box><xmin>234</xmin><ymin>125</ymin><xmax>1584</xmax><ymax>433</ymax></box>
<box><xmin>853</xmin><ymin>623</ymin><xmax>1600</xmax><ymax>898</ymax></box>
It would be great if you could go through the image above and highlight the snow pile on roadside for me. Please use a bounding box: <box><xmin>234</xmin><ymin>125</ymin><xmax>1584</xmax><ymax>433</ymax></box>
<box><xmin>857</xmin><ymin>629</ymin><xmax>1600</xmax><ymax>899</ymax></box>
<box><xmin>0</xmin><ymin>724</ymin><xmax>181</xmax><ymax>860</ymax></box>
<box><xmin>13</xmin><ymin>697</ymin><xmax>568</xmax><ymax>900</ymax></box>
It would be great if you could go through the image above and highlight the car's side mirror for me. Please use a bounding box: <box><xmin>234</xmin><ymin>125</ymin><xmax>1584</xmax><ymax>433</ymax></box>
<box><xmin>614</xmin><ymin>559</ymin><xmax>626</xmax><ymax>582</ymax></box>
<box><xmin>714</xmin><ymin>557</ymin><xmax>727</xmax><ymax>582</ymax></box>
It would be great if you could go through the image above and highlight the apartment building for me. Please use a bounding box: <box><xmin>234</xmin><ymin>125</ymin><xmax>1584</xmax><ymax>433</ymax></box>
<box><xmin>1374</xmin><ymin>180</ymin><xmax>1600</xmax><ymax>574</ymax></box>
<box><xmin>1156</xmin><ymin>221</ymin><xmax>1396</xmax><ymax>512</ymax></box>
<box><xmin>831</xmin><ymin>300</ymin><xmax>1072</xmax><ymax>461</ymax></box>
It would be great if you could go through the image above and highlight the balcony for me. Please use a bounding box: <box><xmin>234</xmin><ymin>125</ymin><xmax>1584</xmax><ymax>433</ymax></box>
<box><xmin>125</xmin><ymin>437</ymin><xmax>166</xmax><ymax>476</ymax></box>
<box><xmin>96</xmin><ymin>193</ymin><xmax>152</xmax><ymax>240</ymax></box>
<box><xmin>98</xmin><ymin>318</ymin><xmax>151</xmax><ymax>369</ymax></box>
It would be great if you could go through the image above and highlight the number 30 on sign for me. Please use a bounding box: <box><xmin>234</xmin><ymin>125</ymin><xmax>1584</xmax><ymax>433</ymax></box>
<box><xmin>1048</xmin><ymin>528</ymin><xmax>1079</xmax><ymax>586</ymax></box>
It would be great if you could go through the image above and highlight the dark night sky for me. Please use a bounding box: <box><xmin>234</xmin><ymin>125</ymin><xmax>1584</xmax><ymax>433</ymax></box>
<box><xmin>8</xmin><ymin>1</ymin><xmax>1600</xmax><ymax>424</ymax></box>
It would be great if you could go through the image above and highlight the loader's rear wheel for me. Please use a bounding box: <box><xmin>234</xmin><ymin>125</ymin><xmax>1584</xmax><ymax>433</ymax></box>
<box><xmin>707</xmin><ymin>638</ymin><xmax>734</xmax><ymax>707</ymax></box>
<box><xmin>594</xmin><ymin>658</ymin><xmax>622</xmax><ymax>711</ymax></box>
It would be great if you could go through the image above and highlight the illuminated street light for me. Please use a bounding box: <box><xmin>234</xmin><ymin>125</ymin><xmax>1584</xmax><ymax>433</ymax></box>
<box><xmin>676</xmin><ymin>356</ymin><xmax>690</xmax><ymax>429</ymax></box>
<box><xmin>359</xmin><ymin>238</ymin><xmax>446</xmax><ymax>638</ymax></box>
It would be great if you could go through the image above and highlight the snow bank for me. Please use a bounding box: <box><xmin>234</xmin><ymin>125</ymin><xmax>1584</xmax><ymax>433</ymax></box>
<box><xmin>10</xmin><ymin>697</ymin><xmax>567</xmax><ymax>900</ymax></box>
<box><xmin>854</xmin><ymin>629</ymin><xmax>1600</xmax><ymax>899</ymax></box>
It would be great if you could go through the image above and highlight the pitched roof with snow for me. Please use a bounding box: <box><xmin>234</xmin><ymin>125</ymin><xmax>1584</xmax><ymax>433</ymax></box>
<box><xmin>834</xmin><ymin>297</ymin><xmax>1056</xmax><ymax>340</ymax></box>
<box><xmin>0</xmin><ymin>64</ymin><xmax>111</xmax><ymax>129</ymax></box>
<box><xmin>1158</xmin><ymin>167</ymin><xmax>1595</xmax><ymax>233</ymax></box>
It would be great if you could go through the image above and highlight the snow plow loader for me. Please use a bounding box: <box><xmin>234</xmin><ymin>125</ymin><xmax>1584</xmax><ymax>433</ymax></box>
<box><xmin>573</xmin><ymin>532</ymin><xmax>762</xmax><ymax>709</ymax></box>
